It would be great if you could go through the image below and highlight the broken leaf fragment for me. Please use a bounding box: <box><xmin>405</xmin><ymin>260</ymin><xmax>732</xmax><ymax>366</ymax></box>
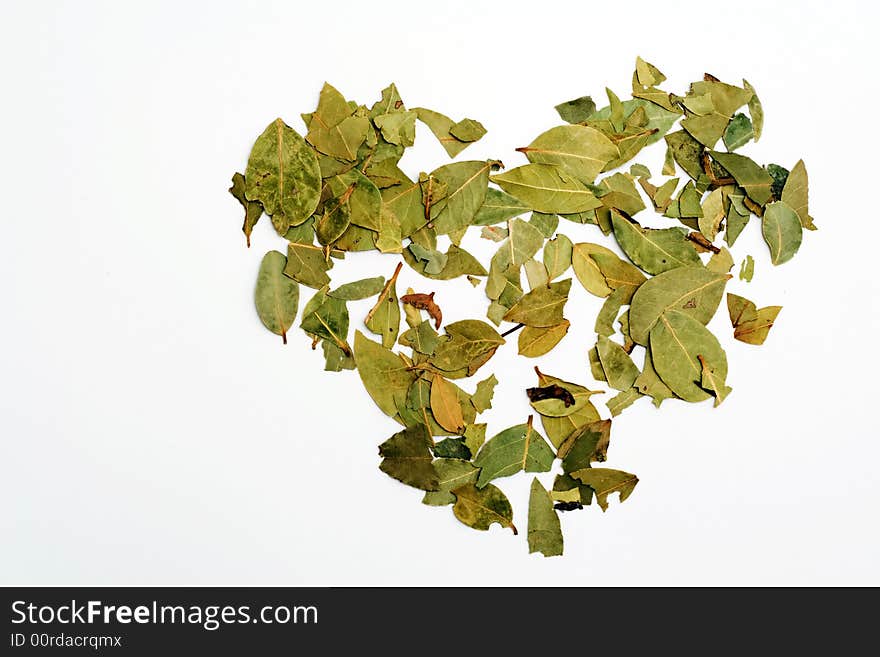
<box><xmin>378</xmin><ymin>424</ymin><xmax>439</xmax><ymax>491</ymax></box>
<box><xmin>762</xmin><ymin>201</ymin><xmax>803</xmax><ymax>265</ymax></box>
<box><xmin>528</xmin><ymin>479</ymin><xmax>563</xmax><ymax>557</ymax></box>
<box><xmin>727</xmin><ymin>293</ymin><xmax>782</xmax><ymax>345</ymax></box>
<box><xmin>570</xmin><ymin>468</ymin><xmax>638</xmax><ymax>511</ymax></box>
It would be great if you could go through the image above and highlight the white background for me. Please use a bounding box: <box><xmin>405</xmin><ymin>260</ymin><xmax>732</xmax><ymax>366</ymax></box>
<box><xmin>2</xmin><ymin>0</ymin><xmax>878</xmax><ymax>586</ymax></box>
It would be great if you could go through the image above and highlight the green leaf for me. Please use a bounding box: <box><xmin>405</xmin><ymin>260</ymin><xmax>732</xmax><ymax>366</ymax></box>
<box><xmin>507</xmin><ymin>217</ymin><xmax>546</xmax><ymax>267</ymax></box>
<box><xmin>378</xmin><ymin>424</ymin><xmax>439</xmax><ymax>491</ymax></box>
<box><xmin>611</xmin><ymin>211</ymin><xmax>701</xmax><ymax>275</ymax></box>
<box><xmin>762</xmin><ymin>201</ymin><xmax>803</xmax><ymax>265</ymax></box>
<box><xmin>529</xmin><ymin>212</ymin><xmax>559</xmax><ymax>239</ymax></box>
<box><xmin>780</xmin><ymin>160</ymin><xmax>815</xmax><ymax>230</ymax></box>
<box><xmin>554</xmin><ymin>95</ymin><xmax>596</xmax><ymax>124</ymax></box>
<box><xmin>471</xmin><ymin>374</ymin><xmax>498</xmax><ymax>413</ymax></box>
<box><xmin>254</xmin><ymin>251</ymin><xmax>299</xmax><ymax>343</ymax></box>
<box><xmin>739</xmin><ymin>255</ymin><xmax>755</xmax><ymax>282</ymax></box>
<box><xmin>283</xmin><ymin>243</ymin><xmax>332</xmax><ymax>288</ymax></box>
<box><xmin>373</xmin><ymin>110</ymin><xmax>417</xmax><ymax>147</ymax></box>
<box><xmin>518</xmin><ymin>321</ymin><xmax>570</xmax><ymax>357</ymax></box>
<box><xmin>449</xmin><ymin>118</ymin><xmax>486</xmax><ymax>142</ymax></box>
<box><xmin>570</xmin><ymin>468</ymin><xmax>638</xmax><ymax>511</ymax></box>
<box><xmin>743</xmin><ymin>79</ymin><xmax>763</xmax><ymax>141</ymax></box>
<box><xmin>727</xmin><ymin>293</ymin><xmax>782</xmax><ymax>345</ymax></box>
<box><xmin>244</xmin><ymin>118</ymin><xmax>321</xmax><ymax>233</ymax></box>
<box><xmin>503</xmin><ymin>279</ymin><xmax>571</xmax><ymax>327</ymax></box>
<box><xmin>472</xmin><ymin>187</ymin><xmax>531</xmax><ymax>226</ymax></box>
<box><xmin>529</xmin><ymin>368</ymin><xmax>601</xmax><ymax>419</ymax></box>
<box><xmin>329</xmin><ymin>276</ymin><xmax>385</xmax><ymax>300</ymax></box>
<box><xmin>571</xmin><ymin>242</ymin><xmax>619</xmax><ymax>297</ymax></box>
<box><xmin>300</xmin><ymin>295</ymin><xmax>350</xmax><ymax>355</ymax></box>
<box><xmin>354</xmin><ymin>331</ymin><xmax>417</xmax><ymax>418</ymax></box>
<box><xmin>491</xmin><ymin>164</ymin><xmax>604</xmax><ymax>214</ymax></box>
<box><xmin>516</xmin><ymin>125</ymin><xmax>618</xmax><ymax>184</ymax></box>
<box><xmin>607</xmin><ymin>387</ymin><xmax>644</xmax><ymax>416</ymax></box>
<box><xmin>382</xmin><ymin>178</ymin><xmax>425</xmax><ymax>238</ymax></box>
<box><xmin>596</xmin><ymin>335</ymin><xmax>639</xmax><ymax>392</ymax></box>
<box><xmin>649</xmin><ymin>310</ymin><xmax>728</xmax><ymax>403</ymax></box>
<box><xmin>431</xmin><ymin>375</ymin><xmax>466</xmax><ymax>434</ymax></box>
<box><xmin>429</xmin><ymin>320</ymin><xmax>505</xmax><ymax>375</ymax></box>
<box><xmin>474</xmin><ymin>418</ymin><xmax>554</xmax><ymax>487</ymax></box>
<box><xmin>430</xmin><ymin>160</ymin><xmax>496</xmax><ymax>235</ymax></box>
<box><xmin>414</xmin><ymin>107</ymin><xmax>475</xmax><ymax>158</ymax></box>
<box><xmin>528</xmin><ymin>479</ymin><xmax>563</xmax><ymax>557</ymax></box>
<box><xmin>722</xmin><ymin>113</ymin><xmax>754</xmax><ymax>151</ymax></box>
<box><xmin>543</xmin><ymin>234</ymin><xmax>573</xmax><ymax>280</ymax></box>
<box><xmin>664</xmin><ymin>130</ymin><xmax>704</xmax><ymax>181</ymax></box>
<box><xmin>306</xmin><ymin>83</ymin><xmax>369</xmax><ymax>161</ymax></box>
<box><xmin>540</xmin><ymin>403</ymin><xmax>602</xmax><ymax>450</ymax></box>
<box><xmin>399</xmin><ymin>320</ymin><xmax>440</xmax><ymax>355</ymax></box>
<box><xmin>558</xmin><ymin>419</ymin><xmax>611</xmax><ymax>472</ymax></box>
<box><xmin>422</xmin><ymin>459</ymin><xmax>480</xmax><ymax>506</ymax></box>
<box><xmin>710</xmin><ymin>151</ymin><xmax>773</xmax><ymax>206</ymax></box>
<box><xmin>229</xmin><ymin>172</ymin><xmax>263</xmax><ymax>247</ymax></box>
<box><xmin>451</xmin><ymin>483</ymin><xmax>517</xmax><ymax>534</ymax></box>
<box><xmin>629</xmin><ymin>266</ymin><xmax>730</xmax><ymax>345</ymax></box>
<box><xmin>364</xmin><ymin>264</ymin><xmax>401</xmax><ymax>348</ymax></box>
<box><xmin>327</xmin><ymin>169</ymin><xmax>382</xmax><ymax>232</ymax></box>
<box><xmin>634</xmin><ymin>344</ymin><xmax>676</xmax><ymax>407</ymax></box>
<box><xmin>698</xmin><ymin>354</ymin><xmax>732</xmax><ymax>407</ymax></box>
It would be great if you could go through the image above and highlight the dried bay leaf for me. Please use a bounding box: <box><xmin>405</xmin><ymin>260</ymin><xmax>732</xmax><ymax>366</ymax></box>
<box><xmin>306</xmin><ymin>83</ymin><xmax>369</xmax><ymax>161</ymax></box>
<box><xmin>365</xmin><ymin>262</ymin><xmax>402</xmax><ymax>348</ymax></box>
<box><xmin>429</xmin><ymin>320</ymin><xmax>505</xmax><ymax>376</ymax></box>
<box><xmin>422</xmin><ymin>459</ymin><xmax>480</xmax><ymax>506</ymax></box>
<box><xmin>449</xmin><ymin>118</ymin><xmax>486</xmax><ymax>142</ymax></box>
<box><xmin>698</xmin><ymin>355</ymin><xmax>732</xmax><ymax>407</ymax></box>
<box><xmin>284</xmin><ymin>242</ymin><xmax>332</xmax><ymax>288</ymax></box>
<box><xmin>649</xmin><ymin>310</ymin><xmax>728</xmax><ymax>403</ymax></box>
<box><xmin>596</xmin><ymin>335</ymin><xmax>639</xmax><ymax>392</ymax></box>
<box><xmin>530</xmin><ymin>367</ymin><xmax>601</xmax><ymax>419</ymax></box>
<box><xmin>430</xmin><ymin>160</ymin><xmax>496</xmax><ymax>235</ymax></box>
<box><xmin>529</xmin><ymin>212</ymin><xmax>559</xmax><ymax>239</ymax></box>
<box><xmin>543</xmin><ymin>234</ymin><xmax>573</xmax><ymax>280</ymax></box>
<box><xmin>254</xmin><ymin>250</ymin><xmax>299</xmax><ymax>343</ymax></box>
<box><xmin>780</xmin><ymin>160</ymin><xmax>815</xmax><ymax>230</ymax></box>
<box><xmin>471</xmin><ymin>374</ymin><xmax>498</xmax><ymax>413</ymax></box>
<box><xmin>739</xmin><ymin>255</ymin><xmax>755</xmax><ymax>282</ymax></box>
<box><xmin>451</xmin><ymin>483</ymin><xmax>517</xmax><ymax>534</ymax></box>
<box><xmin>629</xmin><ymin>266</ymin><xmax>730</xmax><ymax>345</ymax></box>
<box><xmin>571</xmin><ymin>242</ymin><xmax>618</xmax><ymax>297</ymax></box>
<box><xmin>414</xmin><ymin>107</ymin><xmax>478</xmax><ymax>158</ymax></box>
<box><xmin>709</xmin><ymin>151</ymin><xmax>773</xmax><ymax>206</ymax></box>
<box><xmin>329</xmin><ymin>276</ymin><xmax>385</xmax><ymax>300</ymax></box>
<box><xmin>354</xmin><ymin>331</ymin><xmax>417</xmax><ymax>418</ymax></box>
<box><xmin>474</xmin><ymin>417</ymin><xmax>554</xmax><ymax>487</ymax></box>
<box><xmin>507</xmin><ymin>217</ymin><xmax>546</xmax><ymax>267</ymax></box>
<box><xmin>516</xmin><ymin>125</ymin><xmax>619</xmax><ymax>183</ymax></box>
<box><xmin>518</xmin><ymin>321</ymin><xmax>570</xmax><ymax>357</ymax></box>
<box><xmin>570</xmin><ymin>468</ymin><xmax>638</xmax><ymax>511</ymax></box>
<box><xmin>611</xmin><ymin>211</ymin><xmax>701</xmax><ymax>275</ymax></box>
<box><xmin>727</xmin><ymin>293</ymin><xmax>782</xmax><ymax>345</ymax></box>
<box><xmin>524</xmin><ymin>258</ymin><xmax>549</xmax><ymax>289</ymax></box>
<box><xmin>399</xmin><ymin>320</ymin><xmax>440</xmax><ymax>355</ymax></box>
<box><xmin>762</xmin><ymin>201</ymin><xmax>803</xmax><ymax>265</ymax></box>
<box><xmin>229</xmin><ymin>172</ymin><xmax>263</xmax><ymax>247</ymax></box>
<box><xmin>722</xmin><ymin>113</ymin><xmax>754</xmax><ymax>151</ymax></box>
<box><xmin>503</xmin><ymin>279</ymin><xmax>571</xmax><ymax>327</ymax></box>
<box><xmin>403</xmin><ymin>243</ymin><xmax>487</xmax><ymax>280</ymax></box>
<box><xmin>431</xmin><ymin>375</ymin><xmax>466</xmax><ymax>434</ymax></box>
<box><xmin>634</xmin><ymin>345</ymin><xmax>676</xmax><ymax>407</ymax></box>
<box><xmin>707</xmin><ymin>247</ymin><xmax>734</xmax><ymax>274</ymax></box>
<box><xmin>491</xmin><ymin>164</ymin><xmax>603</xmax><ymax>214</ymax></box>
<box><xmin>245</xmin><ymin>118</ymin><xmax>321</xmax><ymax>233</ymax></box>
<box><xmin>300</xmin><ymin>294</ymin><xmax>351</xmax><ymax>355</ymax></box>
<box><xmin>589</xmin><ymin>252</ymin><xmax>648</xmax><ymax>292</ymax></box>
<box><xmin>528</xmin><ymin>479</ymin><xmax>563</xmax><ymax>557</ymax></box>
<box><xmin>378</xmin><ymin>424</ymin><xmax>439</xmax><ymax>491</ymax></box>
<box><xmin>472</xmin><ymin>187</ymin><xmax>531</xmax><ymax>226</ymax></box>
<box><xmin>554</xmin><ymin>95</ymin><xmax>596</xmax><ymax>124</ymax></box>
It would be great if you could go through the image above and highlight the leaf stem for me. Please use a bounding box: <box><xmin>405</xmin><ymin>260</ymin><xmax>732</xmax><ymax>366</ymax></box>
<box><xmin>501</xmin><ymin>323</ymin><xmax>525</xmax><ymax>338</ymax></box>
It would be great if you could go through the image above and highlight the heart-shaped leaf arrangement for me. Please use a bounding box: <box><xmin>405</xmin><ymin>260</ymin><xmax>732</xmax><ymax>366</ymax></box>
<box><xmin>228</xmin><ymin>59</ymin><xmax>814</xmax><ymax>556</ymax></box>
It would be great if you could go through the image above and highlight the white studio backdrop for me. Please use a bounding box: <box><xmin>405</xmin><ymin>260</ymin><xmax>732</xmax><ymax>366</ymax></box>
<box><xmin>1</xmin><ymin>0</ymin><xmax>878</xmax><ymax>586</ymax></box>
